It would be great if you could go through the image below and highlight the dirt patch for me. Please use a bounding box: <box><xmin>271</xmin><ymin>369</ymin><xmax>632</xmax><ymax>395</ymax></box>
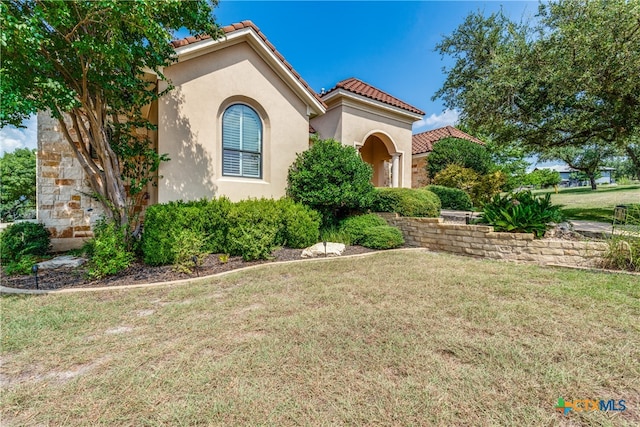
<box><xmin>1</xmin><ymin>246</ymin><xmax>375</xmax><ymax>291</ymax></box>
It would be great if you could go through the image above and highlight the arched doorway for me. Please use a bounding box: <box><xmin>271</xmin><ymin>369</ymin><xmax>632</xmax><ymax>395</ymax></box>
<box><xmin>359</xmin><ymin>133</ymin><xmax>401</xmax><ymax>187</ymax></box>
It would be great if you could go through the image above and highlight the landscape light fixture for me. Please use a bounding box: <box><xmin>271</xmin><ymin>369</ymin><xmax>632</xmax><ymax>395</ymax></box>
<box><xmin>31</xmin><ymin>264</ymin><xmax>39</xmax><ymax>289</ymax></box>
<box><xmin>323</xmin><ymin>241</ymin><xmax>327</xmax><ymax>257</ymax></box>
<box><xmin>192</xmin><ymin>255</ymin><xmax>199</xmax><ymax>277</ymax></box>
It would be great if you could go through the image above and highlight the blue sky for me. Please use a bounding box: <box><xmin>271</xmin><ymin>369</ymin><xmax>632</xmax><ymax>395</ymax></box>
<box><xmin>0</xmin><ymin>0</ymin><xmax>539</xmax><ymax>155</ymax></box>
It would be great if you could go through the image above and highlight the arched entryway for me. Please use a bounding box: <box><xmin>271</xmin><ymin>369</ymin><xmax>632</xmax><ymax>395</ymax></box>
<box><xmin>359</xmin><ymin>132</ymin><xmax>401</xmax><ymax>187</ymax></box>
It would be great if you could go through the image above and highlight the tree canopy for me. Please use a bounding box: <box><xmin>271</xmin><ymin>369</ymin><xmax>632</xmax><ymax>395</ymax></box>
<box><xmin>0</xmin><ymin>0</ymin><xmax>222</xmax><ymax>231</ymax></box>
<box><xmin>434</xmin><ymin>0</ymin><xmax>640</xmax><ymax>173</ymax></box>
<box><xmin>0</xmin><ymin>148</ymin><xmax>36</xmax><ymax>221</ymax></box>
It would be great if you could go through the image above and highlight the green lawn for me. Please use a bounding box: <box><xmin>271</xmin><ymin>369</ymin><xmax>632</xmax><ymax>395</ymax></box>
<box><xmin>1</xmin><ymin>251</ymin><xmax>639</xmax><ymax>426</ymax></box>
<box><xmin>535</xmin><ymin>184</ymin><xmax>640</xmax><ymax>222</ymax></box>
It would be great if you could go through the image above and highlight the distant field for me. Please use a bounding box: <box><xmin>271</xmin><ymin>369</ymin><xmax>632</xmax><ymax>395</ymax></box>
<box><xmin>535</xmin><ymin>184</ymin><xmax>640</xmax><ymax>222</ymax></box>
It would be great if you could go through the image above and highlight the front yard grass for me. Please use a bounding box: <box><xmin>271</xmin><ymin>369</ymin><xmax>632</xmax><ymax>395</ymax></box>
<box><xmin>1</xmin><ymin>251</ymin><xmax>638</xmax><ymax>426</ymax></box>
<box><xmin>535</xmin><ymin>184</ymin><xmax>640</xmax><ymax>222</ymax></box>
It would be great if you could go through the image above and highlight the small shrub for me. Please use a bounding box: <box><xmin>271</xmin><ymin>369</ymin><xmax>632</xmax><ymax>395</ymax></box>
<box><xmin>0</xmin><ymin>221</ymin><xmax>50</xmax><ymax>264</ymax></box>
<box><xmin>86</xmin><ymin>219</ymin><xmax>134</xmax><ymax>279</ymax></box>
<box><xmin>433</xmin><ymin>164</ymin><xmax>478</xmax><ymax>193</ymax></box>
<box><xmin>172</xmin><ymin>229</ymin><xmax>207</xmax><ymax>274</ymax></box>
<box><xmin>478</xmin><ymin>191</ymin><xmax>563</xmax><ymax>238</ymax></box>
<box><xmin>319</xmin><ymin>226</ymin><xmax>352</xmax><ymax>245</ymax></box>
<box><xmin>426</xmin><ymin>185</ymin><xmax>473</xmax><ymax>210</ymax></box>
<box><xmin>3</xmin><ymin>254</ymin><xmax>38</xmax><ymax>276</ymax></box>
<box><xmin>371</xmin><ymin>188</ymin><xmax>441</xmax><ymax>217</ymax></box>
<box><xmin>227</xmin><ymin>199</ymin><xmax>281</xmax><ymax>261</ymax></box>
<box><xmin>469</xmin><ymin>170</ymin><xmax>507</xmax><ymax>206</ymax></box>
<box><xmin>339</xmin><ymin>214</ymin><xmax>388</xmax><ymax>245</ymax></box>
<box><xmin>278</xmin><ymin>198</ymin><xmax>321</xmax><ymax>248</ymax></box>
<box><xmin>604</xmin><ymin>205</ymin><xmax>640</xmax><ymax>271</ymax></box>
<box><xmin>601</xmin><ymin>236</ymin><xmax>639</xmax><ymax>272</ymax></box>
<box><xmin>360</xmin><ymin>226</ymin><xmax>405</xmax><ymax>249</ymax></box>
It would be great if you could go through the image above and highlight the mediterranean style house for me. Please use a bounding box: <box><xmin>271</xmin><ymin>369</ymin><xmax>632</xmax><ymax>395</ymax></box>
<box><xmin>38</xmin><ymin>21</ymin><xmax>428</xmax><ymax>250</ymax></box>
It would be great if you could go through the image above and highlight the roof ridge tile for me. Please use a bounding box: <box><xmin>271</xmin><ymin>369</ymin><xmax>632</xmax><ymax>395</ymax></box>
<box><xmin>323</xmin><ymin>77</ymin><xmax>424</xmax><ymax>115</ymax></box>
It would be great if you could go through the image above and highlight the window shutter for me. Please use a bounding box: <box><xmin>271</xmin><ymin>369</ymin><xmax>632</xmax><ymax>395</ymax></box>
<box><xmin>223</xmin><ymin>150</ymin><xmax>241</xmax><ymax>175</ymax></box>
<box><xmin>242</xmin><ymin>108</ymin><xmax>261</xmax><ymax>153</ymax></box>
<box><xmin>223</xmin><ymin>106</ymin><xmax>242</xmax><ymax>150</ymax></box>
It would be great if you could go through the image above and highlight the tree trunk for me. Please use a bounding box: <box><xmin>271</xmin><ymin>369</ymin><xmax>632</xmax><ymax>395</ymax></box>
<box><xmin>55</xmin><ymin>111</ymin><xmax>128</xmax><ymax>230</ymax></box>
<box><xmin>588</xmin><ymin>173</ymin><xmax>597</xmax><ymax>190</ymax></box>
<box><xmin>625</xmin><ymin>146</ymin><xmax>640</xmax><ymax>180</ymax></box>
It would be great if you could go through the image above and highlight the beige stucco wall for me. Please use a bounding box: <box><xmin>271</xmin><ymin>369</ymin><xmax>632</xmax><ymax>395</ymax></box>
<box><xmin>157</xmin><ymin>41</ymin><xmax>311</xmax><ymax>203</ymax></box>
<box><xmin>311</xmin><ymin>100</ymin><xmax>415</xmax><ymax>188</ymax></box>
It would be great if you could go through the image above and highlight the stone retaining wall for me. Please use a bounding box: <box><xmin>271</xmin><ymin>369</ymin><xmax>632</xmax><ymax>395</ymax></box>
<box><xmin>379</xmin><ymin>213</ymin><xmax>607</xmax><ymax>266</ymax></box>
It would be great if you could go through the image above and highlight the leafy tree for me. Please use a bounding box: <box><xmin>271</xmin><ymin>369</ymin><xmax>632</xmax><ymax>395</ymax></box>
<box><xmin>434</xmin><ymin>0</ymin><xmax>640</xmax><ymax>174</ymax></box>
<box><xmin>539</xmin><ymin>143</ymin><xmax>617</xmax><ymax>190</ymax></box>
<box><xmin>0</xmin><ymin>148</ymin><xmax>36</xmax><ymax>221</ymax></box>
<box><xmin>1</xmin><ymin>0</ymin><xmax>222</xmax><ymax>234</ymax></box>
<box><xmin>426</xmin><ymin>137</ymin><xmax>492</xmax><ymax>178</ymax></box>
<box><xmin>522</xmin><ymin>169</ymin><xmax>562</xmax><ymax>188</ymax></box>
<box><xmin>286</xmin><ymin>136</ymin><xmax>375</xmax><ymax>226</ymax></box>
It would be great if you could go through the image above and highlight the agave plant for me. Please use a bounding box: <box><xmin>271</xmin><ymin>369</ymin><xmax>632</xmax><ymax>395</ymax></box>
<box><xmin>479</xmin><ymin>191</ymin><xmax>563</xmax><ymax>238</ymax></box>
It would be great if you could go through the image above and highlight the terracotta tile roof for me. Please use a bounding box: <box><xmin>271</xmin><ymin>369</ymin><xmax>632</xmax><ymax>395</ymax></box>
<box><xmin>323</xmin><ymin>78</ymin><xmax>424</xmax><ymax>115</ymax></box>
<box><xmin>412</xmin><ymin>126</ymin><xmax>485</xmax><ymax>155</ymax></box>
<box><xmin>170</xmin><ymin>21</ymin><xmax>325</xmax><ymax>108</ymax></box>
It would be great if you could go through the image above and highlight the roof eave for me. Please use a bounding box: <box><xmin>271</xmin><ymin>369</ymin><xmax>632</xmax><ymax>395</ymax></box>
<box><xmin>322</xmin><ymin>89</ymin><xmax>423</xmax><ymax>121</ymax></box>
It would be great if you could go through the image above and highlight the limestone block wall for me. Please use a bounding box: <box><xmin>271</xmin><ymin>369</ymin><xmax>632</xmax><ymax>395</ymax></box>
<box><xmin>380</xmin><ymin>214</ymin><xmax>607</xmax><ymax>266</ymax></box>
<box><xmin>37</xmin><ymin>112</ymin><xmax>104</xmax><ymax>251</ymax></box>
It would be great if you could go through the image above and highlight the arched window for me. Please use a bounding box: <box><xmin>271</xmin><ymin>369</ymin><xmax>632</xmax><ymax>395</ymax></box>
<box><xmin>222</xmin><ymin>104</ymin><xmax>262</xmax><ymax>178</ymax></box>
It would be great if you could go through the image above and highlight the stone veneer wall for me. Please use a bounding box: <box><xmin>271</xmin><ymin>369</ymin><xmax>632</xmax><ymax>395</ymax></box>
<box><xmin>411</xmin><ymin>156</ymin><xmax>429</xmax><ymax>188</ymax></box>
<box><xmin>37</xmin><ymin>112</ymin><xmax>104</xmax><ymax>251</ymax></box>
<box><xmin>380</xmin><ymin>213</ymin><xmax>607</xmax><ymax>266</ymax></box>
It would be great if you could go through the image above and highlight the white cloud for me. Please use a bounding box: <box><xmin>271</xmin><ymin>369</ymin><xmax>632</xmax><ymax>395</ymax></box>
<box><xmin>0</xmin><ymin>114</ymin><xmax>37</xmax><ymax>156</ymax></box>
<box><xmin>413</xmin><ymin>109</ymin><xmax>459</xmax><ymax>132</ymax></box>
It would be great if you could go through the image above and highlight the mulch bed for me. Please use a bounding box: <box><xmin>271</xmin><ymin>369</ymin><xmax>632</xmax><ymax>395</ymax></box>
<box><xmin>1</xmin><ymin>246</ymin><xmax>376</xmax><ymax>291</ymax></box>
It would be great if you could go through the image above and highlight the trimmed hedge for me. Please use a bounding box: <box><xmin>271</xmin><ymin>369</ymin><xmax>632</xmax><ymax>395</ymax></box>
<box><xmin>371</xmin><ymin>188</ymin><xmax>441</xmax><ymax>217</ymax></box>
<box><xmin>426</xmin><ymin>185</ymin><xmax>473</xmax><ymax>210</ymax></box>
<box><xmin>142</xmin><ymin>198</ymin><xmax>232</xmax><ymax>265</ymax></box>
<box><xmin>278</xmin><ymin>198</ymin><xmax>321</xmax><ymax>249</ymax></box>
<box><xmin>360</xmin><ymin>226</ymin><xmax>404</xmax><ymax>249</ymax></box>
<box><xmin>339</xmin><ymin>214</ymin><xmax>388</xmax><ymax>245</ymax></box>
<box><xmin>142</xmin><ymin>197</ymin><xmax>321</xmax><ymax>264</ymax></box>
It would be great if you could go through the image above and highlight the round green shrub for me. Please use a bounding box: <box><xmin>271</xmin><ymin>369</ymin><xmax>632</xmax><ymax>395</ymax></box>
<box><xmin>371</xmin><ymin>188</ymin><xmax>441</xmax><ymax>217</ymax></box>
<box><xmin>0</xmin><ymin>221</ymin><xmax>50</xmax><ymax>264</ymax></box>
<box><xmin>278</xmin><ymin>198</ymin><xmax>321</xmax><ymax>248</ymax></box>
<box><xmin>426</xmin><ymin>185</ymin><xmax>473</xmax><ymax>210</ymax></box>
<box><xmin>427</xmin><ymin>137</ymin><xmax>492</xmax><ymax>177</ymax></box>
<box><xmin>339</xmin><ymin>214</ymin><xmax>388</xmax><ymax>245</ymax></box>
<box><xmin>286</xmin><ymin>136</ymin><xmax>375</xmax><ymax>226</ymax></box>
<box><xmin>227</xmin><ymin>199</ymin><xmax>281</xmax><ymax>261</ymax></box>
<box><xmin>360</xmin><ymin>225</ymin><xmax>404</xmax><ymax>249</ymax></box>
